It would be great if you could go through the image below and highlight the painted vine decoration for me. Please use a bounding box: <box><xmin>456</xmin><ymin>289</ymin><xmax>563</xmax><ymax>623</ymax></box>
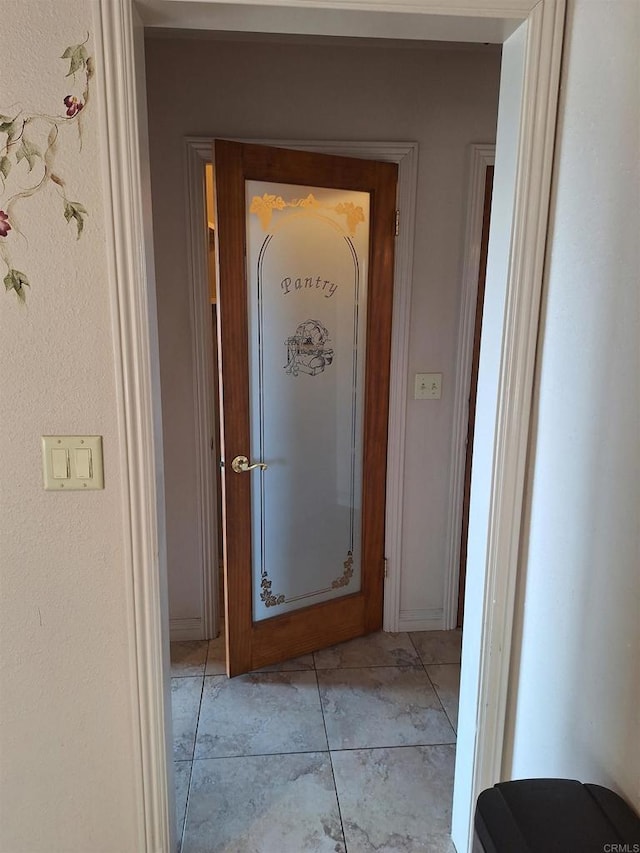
<box><xmin>0</xmin><ymin>37</ymin><xmax>93</xmax><ymax>301</ymax></box>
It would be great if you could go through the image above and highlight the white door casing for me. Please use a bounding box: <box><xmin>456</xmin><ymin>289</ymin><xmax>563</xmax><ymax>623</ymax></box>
<box><xmin>96</xmin><ymin>1</ymin><xmax>565</xmax><ymax>850</ymax></box>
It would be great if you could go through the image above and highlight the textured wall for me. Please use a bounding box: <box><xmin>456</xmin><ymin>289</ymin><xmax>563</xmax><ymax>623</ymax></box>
<box><xmin>144</xmin><ymin>35</ymin><xmax>501</xmax><ymax>631</ymax></box>
<box><xmin>504</xmin><ymin>0</ymin><xmax>640</xmax><ymax>811</ymax></box>
<box><xmin>0</xmin><ymin>3</ymin><xmax>142</xmax><ymax>850</ymax></box>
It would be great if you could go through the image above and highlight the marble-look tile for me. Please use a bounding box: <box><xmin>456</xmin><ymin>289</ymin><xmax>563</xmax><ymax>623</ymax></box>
<box><xmin>427</xmin><ymin>664</ymin><xmax>461</xmax><ymax>733</ymax></box>
<box><xmin>318</xmin><ymin>666</ymin><xmax>456</xmax><ymax>750</ymax></box>
<box><xmin>195</xmin><ymin>671</ymin><xmax>327</xmax><ymax>758</ymax></box>
<box><xmin>172</xmin><ymin>677</ymin><xmax>203</xmax><ymax>760</ymax></box>
<box><xmin>171</xmin><ymin>641</ymin><xmax>208</xmax><ymax>677</ymax></box>
<box><xmin>410</xmin><ymin>629</ymin><xmax>462</xmax><ymax>665</ymax></box>
<box><xmin>254</xmin><ymin>653</ymin><xmax>315</xmax><ymax>672</ymax></box>
<box><xmin>204</xmin><ymin>634</ymin><xmax>226</xmax><ymax>676</ymax></box>
<box><xmin>332</xmin><ymin>745</ymin><xmax>457</xmax><ymax>853</ymax></box>
<box><xmin>314</xmin><ymin>631</ymin><xmax>420</xmax><ymax>670</ymax></box>
<box><xmin>173</xmin><ymin>760</ymin><xmax>191</xmax><ymax>849</ymax></box>
<box><xmin>183</xmin><ymin>752</ymin><xmax>345</xmax><ymax>853</ymax></box>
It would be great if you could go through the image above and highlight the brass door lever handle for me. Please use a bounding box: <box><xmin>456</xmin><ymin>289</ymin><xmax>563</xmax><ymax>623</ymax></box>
<box><xmin>231</xmin><ymin>455</ymin><xmax>268</xmax><ymax>474</ymax></box>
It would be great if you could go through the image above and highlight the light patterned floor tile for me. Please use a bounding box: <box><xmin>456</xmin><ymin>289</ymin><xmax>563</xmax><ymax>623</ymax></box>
<box><xmin>174</xmin><ymin>760</ymin><xmax>191</xmax><ymax>849</ymax></box>
<box><xmin>205</xmin><ymin>634</ymin><xmax>226</xmax><ymax>676</ymax></box>
<box><xmin>171</xmin><ymin>677</ymin><xmax>203</xmax><ymax>760</ymax></box>
<box><xmin>318</xmin><ymin>666</ymin><xmax>455</xmax><ymax>750</ymax></box>
<box><xmin>183</xmin><ymin>753</ymin><xmax>345</xmax><ymax>853</ymax></box>
<box><xmin>332</xmin><ymin>745</ymin><xmax>457</xmax><ymax>853</ymax></box>
<box><xmin>171</xmin><ymin>641</ymin><xmax>208</xmax><ymax>677</ymax></box>
<box><xmin>427</xmin><ymin>664</ymin><xmax>461</xmax><ymax>733</ymax></box>
<box><xmin>410</xmin><ymin>630</ymin><xmax>462</xmax><ymax>665</ymax></box>
<box><xmin>253</xmin><ymin>653</ymin><xmax>315</xmax><ymax>672</ymax></box>
<box><xmin>314</xmin><ymin>631</ymin><xmax>420</xmax><ymax>670</ymax></box>
<box><xmin>195</xmin><ymin>670</ymin><xmax>327</xmax><ymax>759</ymax></box>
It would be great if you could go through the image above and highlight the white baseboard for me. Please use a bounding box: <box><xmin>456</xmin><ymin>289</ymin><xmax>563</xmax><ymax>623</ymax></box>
<box><xmin>398</xmin><ymin>608</ymin><xmax>444</xmax><ymax>632</ymax></box>
<box><xmin>169</xmin><ymin>617</ymin><xmax>204</xmax><ymax>642</ymax></box>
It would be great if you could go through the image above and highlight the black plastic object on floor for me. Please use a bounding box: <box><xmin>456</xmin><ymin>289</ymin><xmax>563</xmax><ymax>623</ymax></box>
<box><xmin>473</xmin><ymin>778</ymin><xmax>640</xmax><ymax>853</ymax></box>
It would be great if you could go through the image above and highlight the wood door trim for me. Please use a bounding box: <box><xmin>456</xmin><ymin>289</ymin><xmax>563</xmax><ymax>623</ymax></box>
<box><xmin>457</xmin><ymin>164</ymin><xmax>494</xmax><ymax>627</ymax></box>
<box><xmin>214</xmin><ymin>139</ymin><xmax>397</xmax><ymax>675</ymax></box>
<box><xmin>443</xmin><ymin>143</ymin><xmax>495</xmax><ymax>629</ymax></box>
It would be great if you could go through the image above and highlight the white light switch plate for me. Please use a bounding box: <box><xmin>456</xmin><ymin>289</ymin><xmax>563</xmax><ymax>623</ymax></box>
<box><xmin>42</xmin><ymin>436</ymin><xmax>104</xmax><ymax>490</ymax></box>
<box><xmin>415</xmin><ymin>372</ymin><xmax>442</xmax><ymax>400</ymax></box>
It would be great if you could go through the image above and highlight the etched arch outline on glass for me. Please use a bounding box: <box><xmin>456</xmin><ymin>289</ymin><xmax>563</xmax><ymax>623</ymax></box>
<box><xmin>246</xmin><ymin>180</ymin><xmax>370</xmax><ymax>621</ymax></box>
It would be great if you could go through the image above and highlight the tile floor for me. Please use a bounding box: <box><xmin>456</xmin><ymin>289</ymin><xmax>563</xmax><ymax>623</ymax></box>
<box><xmin>171</xmin><ymin>629</ymin><xmax>461</xmax><ymax>853</ymax></box>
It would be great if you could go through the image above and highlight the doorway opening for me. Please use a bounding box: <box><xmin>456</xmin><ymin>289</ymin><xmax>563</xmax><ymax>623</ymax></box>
<box><xmin>102</xmin><ymin>2</ymin><xmax>565</xmax><ymax>849</ymax></box>
<box><xmin>151</xmin><ymin>32</ymin><xmax>501</xmax><ymax>850</ymax></box>
<box><xmin>171</xmin><ymin>141</ymin><xmax>465</xmax><ymax>849</ymax></box>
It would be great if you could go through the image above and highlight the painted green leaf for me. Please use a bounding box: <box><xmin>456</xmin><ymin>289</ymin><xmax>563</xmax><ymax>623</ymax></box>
<box><xmin>0</xmin><ymin>156</ymin><xmax>11</xmax><ymax>179</ymax></box>
<box><xmin>64</xmin><ymin>44</ymin><xmax>89</xmax><ymax>77</ymax></box>
<box><xmin>16</xmin><ymin>138</ymin><xmax>41</xmax><ymax>172</ymax></box>
<box><xmin>4</xmin><ymin>268</ymin><xmax>30</xmax><ymax>301</ymax></box>
<box><xmin>64</xmin><ymin>200</ymin><xmax>88</xmax><ymax>238</ymax></box>
<box><xmin>0</xmin><ymin>119</ymin><xmax>20</xmax><ymax>142</ymax></box>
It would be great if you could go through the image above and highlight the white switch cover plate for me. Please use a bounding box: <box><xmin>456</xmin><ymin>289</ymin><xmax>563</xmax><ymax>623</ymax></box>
<box><xmin>42</xmin><ymin>436</ymin><xmax>104</xmax><ymax>490</ymax></box>
<box><xmin>415</xmin><ymin>372</ymin><xmax>442</xmax><ymax>399</ymax></box>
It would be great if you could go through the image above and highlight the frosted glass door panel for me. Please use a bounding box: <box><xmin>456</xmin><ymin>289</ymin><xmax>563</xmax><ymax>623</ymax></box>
<box><xmin>246</xmin><ymin>180</ymin><xmax>370</xmax><ymax>622</ymax></box>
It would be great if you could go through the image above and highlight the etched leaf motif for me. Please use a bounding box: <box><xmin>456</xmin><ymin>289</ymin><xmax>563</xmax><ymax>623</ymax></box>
<box><xmin>250</xmin><ymin>194</ymin><xmax>286</xmax><ymax>230</ymax></box>
<box><xmin>64</xmin><ymin>200</ymin><xmax>88</xmax><ymax>238</ymax></box>
<box><xmin>260</xmin><ymin>575</ymin><xmax>285</xmax><ymax>607</ymax></box>
<box><xmin>16</xmin><ymin>139</ymin><xmax>41</xmax><ymax>172</ymax></box>
<box><xmin>4</xmin><ymin>269</ymin><xmax>30</xmax><ymax>301</ymax></box>
<box><xmin>333</xmin><ymin>202</ymin><xmax>365</xmax><ymax>236</ymax></box>
<box><xmin>331</xmin><ymin>551</ymin><xmax>354</xmax><ymax>589</ymax></box>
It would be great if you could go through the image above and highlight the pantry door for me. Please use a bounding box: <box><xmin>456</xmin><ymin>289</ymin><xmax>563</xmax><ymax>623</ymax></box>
<box><xmin>213</xmin><ymin>140</ymin><xmax>397</xmax><ymax>676</ymax></box>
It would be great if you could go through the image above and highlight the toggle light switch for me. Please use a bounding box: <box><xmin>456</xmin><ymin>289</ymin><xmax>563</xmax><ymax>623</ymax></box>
<box><xmin>414</xmin><ymin>372</ymin><xmax>442</xmax><ymax>400</ymax></box>
<box><xmin>42</xmin><ymin>436</ymin><xmax>104</xmax><ymax>490</ymax></box>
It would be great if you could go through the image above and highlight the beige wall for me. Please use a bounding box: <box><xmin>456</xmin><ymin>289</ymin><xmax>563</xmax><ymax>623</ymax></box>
<box><xmin>0</xmin><ymin>2</ymin><xmax>143</xmax><ymax>851</ymax></box>
<box><xmin>503</xmin><ymin>0</ymin><xmax>640</xmax><ymax>810</ymax></box>
<box><xmin>144</xmin><ymin>34</ymin><xmax>501</xmax><ymax>631</ymax></box>
<box><xmin>2</xmin><ymin>3</ymin><xmax>638</xmax><ymax>853</ymax></box>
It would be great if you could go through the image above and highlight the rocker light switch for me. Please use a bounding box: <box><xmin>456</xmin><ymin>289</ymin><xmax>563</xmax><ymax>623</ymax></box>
<box><xmin>42</xmin><ymin>436</ymin><xmax>104</xmax><ymax>490</ymax></box>
<box><xmin>75</xmin><ymin>448</ymin><xmax>92</xmax><ymax>479</ymax></box>
<box><xmin>51</xmin><ymin>448</ymin><xmax>70</xmax><ymax>479</ymax></box>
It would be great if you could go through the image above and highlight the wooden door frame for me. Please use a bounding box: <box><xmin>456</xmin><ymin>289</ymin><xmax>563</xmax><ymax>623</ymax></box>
<box><xmin>96</xmin><ymin>1</ymin><xmax>565</xmax><ymax>850</ymax></box>
<box><xmin>183</xmin><ymin>137</ymin><xmax>418</xmax><ymax>643</ymax></box>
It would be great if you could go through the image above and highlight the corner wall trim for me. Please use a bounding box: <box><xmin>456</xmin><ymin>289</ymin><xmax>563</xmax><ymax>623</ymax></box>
<box><xmin>459</xmin><ymin>1</ymin><xmax>566</xmax><ymax>845</ymax></box>
<box><xmin>97</xmin><ymin>2</ymin><xmax>172</xmax><ymax>850</ymax></box>
<box><xmin>443</xmin><ymin>143</ymin><xmax>495</xmax><ymax>630</ymax></box>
